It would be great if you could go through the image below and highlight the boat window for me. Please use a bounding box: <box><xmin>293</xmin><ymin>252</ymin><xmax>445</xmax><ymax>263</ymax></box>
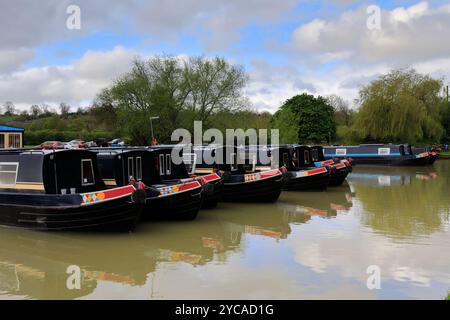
<box><xmin>230</xmin><ymin>153</ymin><xmax>237</xmax><ymax>171</ymax></box>
<box><xmin>136</xmin><ymin>157</ymin><xmax>142</xmax><ymax>180</ymax></box>
<box><xmin>165</xmin><ymin>154</ymin><xmax>171</xmax><ymax>175</ymax></box>
<box><xmin>159</xmin><ymin>154</ymin><xmax>165</xmax><ymax>175</ymax></box>
<box><xmin>311</xmin><ymin>149</ymin><xmax>319</xmax><ymax>162</ymax></box>
<box><xmin>81</xmin><ymin>159</ymin><xmax>95</xmax><ymax>186</ymax></box>
<box><xmin>304</xmin><ymin>150</ymin><xmax>310</xmax><ymax>164</ymax></box>
<box><xmin>183</xmin><ymin>153</ymin><xmax>197</xmax><ymax>174</ymax></box>
<box><xmin>127</xmin><ymin>157</ymin><xmax>134</xmax><ymax>179</ymax></box>
<box><xmin>0</xmin><ymin>134</ymin><xmax>4</xmax><ymax>148</ymax></box>
<box><xmin>0</xmin><ymin>162</ymin><xmax>18</xmax><ymax>186</ymax></box>
<box><xmin>282</xmin><ymin>153</ymin><xmax>289</xmax><ymax>167</ymax></box>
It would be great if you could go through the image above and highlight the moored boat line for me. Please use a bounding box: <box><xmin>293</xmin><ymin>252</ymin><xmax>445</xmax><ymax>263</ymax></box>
<box><xmin>0</xmin><ymin>141</ymin><xmax>437</xmax><ymax>232</ymax></box>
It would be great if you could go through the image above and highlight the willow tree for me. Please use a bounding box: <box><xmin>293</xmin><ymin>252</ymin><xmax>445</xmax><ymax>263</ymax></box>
<box><xmin>354</xmin><ymin>69</ymin><xmax>444</xmax><ymax>143</ymax></box>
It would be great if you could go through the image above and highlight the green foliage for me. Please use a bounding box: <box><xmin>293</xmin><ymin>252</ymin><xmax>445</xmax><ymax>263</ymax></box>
<box><xmin>272</xmin><ymin>93</ymin><xmax>336</xmax><ymax>144</ymax></box>
<box><xmin>441</xmin><ymin>101</ymin><xmax>450</xmax><ymax>142</ymax></box>
<box><xmin>354</xmin><ymin>68</ymin><xmax>445</xmax><ymax>143</ymax></box>
<box><xmin>97</xmin><ymin>55</ymin><xmax>248</xmax><ymax>145</ymax></box>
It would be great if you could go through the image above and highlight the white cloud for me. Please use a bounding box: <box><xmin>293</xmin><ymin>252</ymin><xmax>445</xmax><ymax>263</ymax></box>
<box><xmin>0</xmin><ymin>46</ymin><xmax>138</xmax><ymax>107</ymax></box>
<box><xmin>291</xmin><ymin>2</ymin><xmax>450</xmax><ymax>65</ymax></box>
<box><xmin>0</xmin><ymin>48</ymin><xmax>35</xmax><ymax>73</ymax></box>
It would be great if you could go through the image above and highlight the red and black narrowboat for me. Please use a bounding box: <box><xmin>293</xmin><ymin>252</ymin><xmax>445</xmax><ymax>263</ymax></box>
<box><xmin>148</xmin><ymin>145</ymin><xmax>224</xmax><ymax>209</ymax></box>
<box><xmin>94</xmin><ymin>148</ymin><xmax>203</xmax><ymax>220</ymax></box>
<box><xmin>310</xmin><ymin>145</ymin><xmax>352</xmax><ymax>186</ymax></box>
<box><xmin>193</xmin><ymin>145</ymin><xmax>284</xmax><ymax>202</ymax></box>
<box><xmin>323</xmin><ymin>144</ymin><xmax>430</xmax><ymax>166</ymax></box>
<box><xmin>0</xmin><ymin>149</ymin><xmax>144</xmax><ymax>232</ymax></box>
<box><xmin>261</xmin><ymin>144</ymin><xmax>330</xmax><ymax>191</ymax></box>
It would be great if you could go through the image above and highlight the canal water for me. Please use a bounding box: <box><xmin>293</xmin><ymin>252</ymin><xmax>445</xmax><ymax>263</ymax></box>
<box><xmin>0</xmin><ymin>161</ymin><xmax>449</xmax><ymax>300</ymax></box>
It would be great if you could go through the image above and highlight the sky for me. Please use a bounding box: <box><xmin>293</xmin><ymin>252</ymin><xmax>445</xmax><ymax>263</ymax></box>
<box><xmin>0</xmin><ymin>0</ymin><xmax>449</xmax><ymax>113</ymax></box>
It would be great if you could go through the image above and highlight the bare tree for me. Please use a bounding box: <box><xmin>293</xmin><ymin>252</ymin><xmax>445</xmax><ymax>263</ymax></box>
<box><xmin>3</xmin><ymin>101</ymin><xmax>16</xmax><ymax>116</ymax></box>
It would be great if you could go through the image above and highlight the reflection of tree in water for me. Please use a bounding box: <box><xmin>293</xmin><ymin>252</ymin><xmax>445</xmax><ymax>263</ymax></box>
<box><xmin>353</xmin><ymin>164</ymin><xmax>450</xmax><ymax>239</ymax></box>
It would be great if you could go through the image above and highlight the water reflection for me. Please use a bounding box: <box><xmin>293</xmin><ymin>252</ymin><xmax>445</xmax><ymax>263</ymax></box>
<box><xmin>0</xmin><ymin>162</ymin><xmax>449</xmax><ymax>299</ymax></box>
<box><xmin>348</xmin><ymin>165</ymin><xmax>449</xmax><ymax>240</ymax></box>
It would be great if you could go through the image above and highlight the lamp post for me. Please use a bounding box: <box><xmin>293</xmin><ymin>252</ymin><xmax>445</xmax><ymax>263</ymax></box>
<box><xmin>149</xmin><ymin>116</ymin><xmax>159</xmax><ymax>145</ymax></box>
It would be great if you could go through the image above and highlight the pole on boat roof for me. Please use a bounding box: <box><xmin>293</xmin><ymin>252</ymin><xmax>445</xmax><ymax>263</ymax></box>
<box><xmin>149</xmin><ymin>116</ymin><xmax>159</xmax><ymax>145</ymax></box>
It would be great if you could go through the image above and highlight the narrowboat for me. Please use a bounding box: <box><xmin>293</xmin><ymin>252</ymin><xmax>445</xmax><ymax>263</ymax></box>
<box><xmin>94</xmin><ymin>148</ymin><xmax>203</xmax><ymax>220</ymax></box>
<box><xmin>0</xmin><ymin>149</ymin><xmax>144</xmax><ymax>232</ymax></box>
<box><xmin>254</xmin><ymin>144</ymin><xmax>330</xmax><ymax>191</ymax></box>
<box><xmin>323</xmin><ymin>144</ymin><xmax>430</xmax><ymax>166</ymax></box>
<box><xmin>310</xmin><ymin>145</ymin><xmax>352</xmax><ymax>186</ymax></box>
<box><xmin>148</xmin><ymin>145</ymin><xmax>224</xmax><ymax>209</ymax></box>
<box><xmin>413</xmin><ymin>146</ymin><xmax>438</xmax><ymax>165</ymax></box>
<box><xmin>193</xmin><ymin>145</ymin><xmax>284</xmax><ymax>202</ymax></box>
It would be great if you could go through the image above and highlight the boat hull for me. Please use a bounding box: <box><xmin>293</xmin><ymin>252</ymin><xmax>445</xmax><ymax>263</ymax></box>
<box><xmin>283</xmin><ymin>170</ymin><xmax>330</xmax><ymax>191</ymax></box>
<box><xmin>328</xmin><ymin>163</ymin><xmax>352</xmax><ymax>187</ymax></box>
<box><xmin>222</xmin><ymin>173</ymin><xmax>284</xmax><ymax>202</ymax></box>
<box><xmin>142</xmin><ymin>186</ymin><xmax>203</xmax><ymax>221</ymax></box>
<box><xmin>328</xmin><ymin>156</ymin><xmax>430</xmax><ymax>166</ymax></box>
<box><xmin>0</xmin><ymin>191</ymin><xmax>143</xmax><ymax>232</ymax></box>
<box><xmin>200</xmin><ymin>179</ymin><xmax>224</xmax><ymax>209</ymax></box>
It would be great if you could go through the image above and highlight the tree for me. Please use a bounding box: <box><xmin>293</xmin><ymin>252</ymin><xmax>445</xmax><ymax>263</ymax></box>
<box><xmin>30</xmin><ymin>105</ymin><xmax>42</xmax><ymax>118</ymax></box>
<box><xmin>59</xmin><ymin>102</ymin><xmax>71</xmax><ymax>117</ymax></box>
<box><xmin>183</xmin><ymin>56</ymin><xmax>247</xmax><ymax>123</ymax></box>
<box><xmin>354</xmin><ymin>68</ymin><xmax>444</xmax><ymax>143</ymax></box>
<box><xmin>272</xmin><ymin>93</ymin><xmax>336</xmax><ymax>144</ymax></box>
<box><xmin>3</xmin><ymin>101</ymin><xmax>16</xmax><ymax>116</ymax></box>
<box><xmin>97</xmin><ymin>55</ymin><xmax>247</xmax><ymax>145</ymax></box>
<box><xmin>327</xmin><ymin>94</ymin><xmax>354</xmax><ymax>126</ymax></box>
<box><xmin>441</xmin><ymin>101</ymin><xmax>450</xmax><ymax>142</ymax></box>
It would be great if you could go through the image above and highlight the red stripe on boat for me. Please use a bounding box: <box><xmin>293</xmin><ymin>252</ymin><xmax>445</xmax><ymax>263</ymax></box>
<box><xmin>332</xmin><ymin>163</ymin><xmax>346</xmax><ymax>170</ymax></box>
<box><xmin>322</xmin><ymin>160</ymin><xmax>334</xmax><ymax>165</ymax></box>
<box><xmin>81</xmin><ymin>185</ymin><xmax>136</xmax><ymax>205</ymax></box>
<box><xmin>259</xmin><ymin>169</ymin><xmax>282</xmax><ymax>179</ymax></box>
<box><xmin>306</xmin><ymin>167</ymin><xmax>327</xmax><ymax>175</ymax></box>
<box><xmin>178</xmin><ymin>181</ymin><xmax>202</xmax><ymax>191</ymax></box>
<box><xmin>200</xmin><ymin>173</ymin><xmax>221</xmax><ymax>182</ymax></box>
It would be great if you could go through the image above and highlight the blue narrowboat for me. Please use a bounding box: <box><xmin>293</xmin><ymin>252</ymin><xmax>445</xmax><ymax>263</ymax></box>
<box><xmin>323</xmin><ymin>144</ymin><xmax>430</xmax><ymax>166</ymax></box>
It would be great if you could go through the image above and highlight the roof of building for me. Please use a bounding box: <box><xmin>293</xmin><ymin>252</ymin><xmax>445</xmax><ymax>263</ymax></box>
<box><xmin>0</xmin><ymin>125</ymin><xmax>25</xmax><ymax>132</ymax></box>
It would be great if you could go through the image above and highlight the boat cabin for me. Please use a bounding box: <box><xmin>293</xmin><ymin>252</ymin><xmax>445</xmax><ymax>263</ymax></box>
<box><xmin>323</xmin><ymin>144</ymin><xmax>412</xmax><ymax>158</ymax></box>
<box><xmin>94</xmin><ymin>148</ymin><xmax>160</xmax><ymax>187</ymax></box>
<box><xmin>193</xmin><ymin>145</ymin><xmax>247</xmax><ymax>174</ymax></box>
<box><xmin>267</xmin><ymin>145</ymin><xmax>314</xmax><ymax>170</ymax></box>
<box><xmin>0</xmin><ymin>149</ymin><xmax>104</xmax><ymax>194</ymax></box>
<box><xmin>148</xmin><ymin>145</ymin><xmax>191</xmax><ymax>180</ymax></box>
<box><xmin>310</xmin><ymin>146</ymin><xmax>326</xmax><ymax>162</ymax></box>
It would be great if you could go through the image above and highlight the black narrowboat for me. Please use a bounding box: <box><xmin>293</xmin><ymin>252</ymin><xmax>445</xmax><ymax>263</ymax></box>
<box><xmin>254</xmin><ymin>144</ymin><xmax>330</xmax><ymax>191</ymax></box>
<box><xmin>310</xmin><ymin>145</ymin><xmax>352</xmax><ymax>186</ymax></box>
<box><xmin>193</xmin><ymin>145</ymin><xmax>284</xmax><ymax>202</ymax></box>
<box><xmin>323</xmin><ymin>144</ymin><xmax>430</xmax><ymax>166</ymax></box>
<box><xmin>148</xmin><ymin>145</ymin><xmax>224</xmax><ymax>209</ymax></box>
<box><xmin>94</xmin><ymin>148</ymin><xmax>203</xmax><ymax>220</ymax></box>
<box><xmin>0</xmin><ymin>149</ymin><xmax>144</xmax><ymax>232</ymax></box>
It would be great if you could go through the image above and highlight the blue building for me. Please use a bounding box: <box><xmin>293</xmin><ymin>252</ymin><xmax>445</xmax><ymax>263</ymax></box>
<box><xmin>0</xmin><ymin>125</ymin><xmax>24</xmax><ymax>148</ymax></box>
